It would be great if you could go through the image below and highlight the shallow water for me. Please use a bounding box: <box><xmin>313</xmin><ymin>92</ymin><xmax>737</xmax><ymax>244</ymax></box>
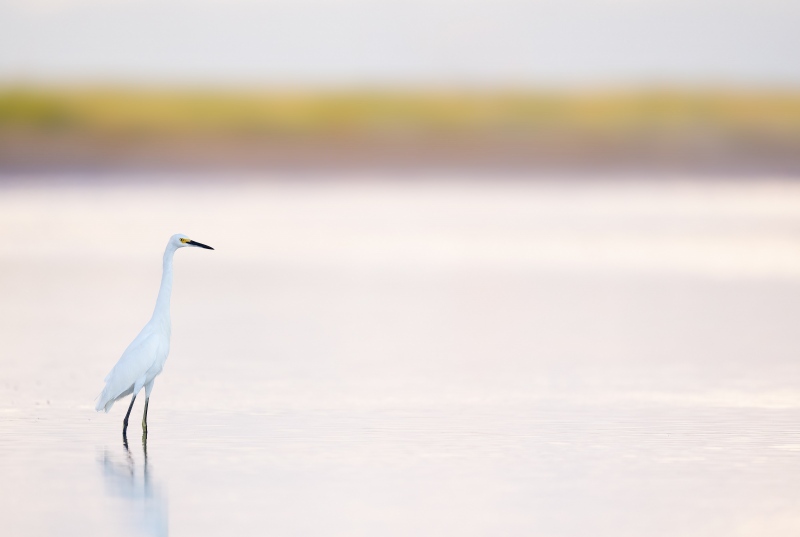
<box><xmin>2</xmin><ymin>174</ymin><xmax>800</xmax><ymax>536</ymax></box>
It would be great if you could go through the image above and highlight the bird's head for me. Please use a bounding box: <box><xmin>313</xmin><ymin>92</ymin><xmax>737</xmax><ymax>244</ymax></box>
<box><xmin>171</xmin><ymin>233</ymin><xmax>214</xmax><ymax>250</ymax></box>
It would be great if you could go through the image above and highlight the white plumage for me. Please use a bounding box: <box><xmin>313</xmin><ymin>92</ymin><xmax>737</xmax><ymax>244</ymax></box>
<box><xmin>96</xmin><ymin>233</ymin><xmax>213</xmax><ymax>436</ymax></box>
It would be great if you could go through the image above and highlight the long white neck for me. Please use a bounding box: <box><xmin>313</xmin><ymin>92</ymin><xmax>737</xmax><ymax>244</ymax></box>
<box><xmin>152</xmin><ymin>243</ymin><xmax>177</xmax><ymax>323</ymax></box>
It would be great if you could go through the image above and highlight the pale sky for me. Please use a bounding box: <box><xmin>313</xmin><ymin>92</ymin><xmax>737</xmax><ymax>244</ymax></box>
<box><xmin>1</xmin><ymin>0</ymin><xmax>798</xmax><ymax>87</ymax></box>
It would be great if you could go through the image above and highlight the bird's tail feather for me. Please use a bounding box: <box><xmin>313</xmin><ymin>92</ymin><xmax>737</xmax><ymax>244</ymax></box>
<box><xmin>95</xmin><ymin>380</ymin><xmax>134</xmax><ymax>413</ymax></box>
<box><xmin>95</xmin><ymin>398</ymin><xmax>115</xmax><ymax>413</ymax></box>
<box><xmin>95</xmin><ymin>392</ymin><xmax>113</xmax><ymax>413</ymax></box>
<box><xmin>95</xmin><ymin>383</ymin><xmax>117</xmax><ymax>413</ymax></box>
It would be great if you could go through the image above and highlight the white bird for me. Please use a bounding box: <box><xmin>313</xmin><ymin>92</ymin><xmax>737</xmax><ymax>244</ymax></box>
<box><xmin>96</xmin><ymin>234</ymin><xmax>214</xmax><ymax>437</ymax></box>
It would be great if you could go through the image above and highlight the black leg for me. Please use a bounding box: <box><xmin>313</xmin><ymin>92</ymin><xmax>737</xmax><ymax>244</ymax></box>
<box><xmin>123</xmin><ymin>394</ymin><xmax>137</xmax><ymax>436</ymax></box>
<box><xmin>141</xmin><ymin>397</ymin><xmax>150</xmax><ymax>437</ymax></box>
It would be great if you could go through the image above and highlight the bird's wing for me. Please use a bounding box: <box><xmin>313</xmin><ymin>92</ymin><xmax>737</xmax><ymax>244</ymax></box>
<box><xmin>97</xmin><ymin>329</ymin><xmax>163</xmax><ymax>411</ymax></box>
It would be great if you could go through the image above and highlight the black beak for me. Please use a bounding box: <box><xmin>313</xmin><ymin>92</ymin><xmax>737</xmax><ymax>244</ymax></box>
<box><xmin>187</xmin><ymin>240</ymin><xmax>214</xmax><ymax>250</ymax></box>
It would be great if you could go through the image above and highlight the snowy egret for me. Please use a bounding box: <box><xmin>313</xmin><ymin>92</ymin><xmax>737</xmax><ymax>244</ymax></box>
<box><xmin>96</xmin><ymin>234</ymin><xmax>213</xmax><ymax>437</ymax></box>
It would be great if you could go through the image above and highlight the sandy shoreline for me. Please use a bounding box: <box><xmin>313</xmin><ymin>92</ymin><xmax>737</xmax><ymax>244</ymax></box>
<box><xmin>3</xmin><ymin>133</ymin><xmax>800</xmax><ymax>175</ymax></box>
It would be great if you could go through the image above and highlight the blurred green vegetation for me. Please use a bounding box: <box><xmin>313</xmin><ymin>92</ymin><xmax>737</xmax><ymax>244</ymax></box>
<box><xmin>1</xmin><ymin>87</ymin><xmax>799</xmax><ymax>140</ymax></box>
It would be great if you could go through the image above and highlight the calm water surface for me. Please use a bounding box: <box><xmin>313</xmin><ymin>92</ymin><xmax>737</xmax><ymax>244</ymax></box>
<box><xmin>2</xmin><ymin>175</ymin><xmax>800</xmax><ymax>536</ymax></box>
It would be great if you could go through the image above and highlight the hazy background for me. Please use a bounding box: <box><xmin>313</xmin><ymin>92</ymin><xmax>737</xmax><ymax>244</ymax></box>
<box><xmin>2</xmin><ymin>2</ymin><xmax>800</xmax><ymax>536</ymax></box>
<box><xmin>1</xmin><ymin>0</ymin><xmax>800</xmax><ymax>172</ymax></box>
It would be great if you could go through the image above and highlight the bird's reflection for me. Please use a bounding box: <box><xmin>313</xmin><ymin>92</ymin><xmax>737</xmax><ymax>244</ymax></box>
<box><xmin>100</xmin><ymin>435</ymin><xmax>168</xmax><ymax>537</ymax></box>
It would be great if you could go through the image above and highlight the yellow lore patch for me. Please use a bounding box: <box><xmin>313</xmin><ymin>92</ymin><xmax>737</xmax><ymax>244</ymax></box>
<box><xmin>180</xmin><ymin>238</ymin><xmax>190</xmax><ymax>243</ymax></box>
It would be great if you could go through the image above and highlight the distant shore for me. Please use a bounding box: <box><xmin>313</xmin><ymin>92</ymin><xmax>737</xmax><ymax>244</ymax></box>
<box><xmin>2</xmin><ymin>88</ymin><xmax>799</xmax><ymax>174</ymax></box>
